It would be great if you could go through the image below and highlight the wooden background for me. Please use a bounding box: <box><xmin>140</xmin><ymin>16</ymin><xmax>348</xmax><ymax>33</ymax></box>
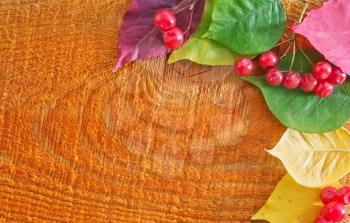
<box><xmin>2</xmin><ymin>0</ymin><xmax>345</xmax><ymax>222</ymax></box>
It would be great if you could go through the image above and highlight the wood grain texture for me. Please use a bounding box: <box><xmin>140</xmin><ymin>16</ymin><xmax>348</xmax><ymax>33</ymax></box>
<box><xmin>0</xmin><ymin>0</ymin><xmax>346</xmax><ymax>222</ymax></box>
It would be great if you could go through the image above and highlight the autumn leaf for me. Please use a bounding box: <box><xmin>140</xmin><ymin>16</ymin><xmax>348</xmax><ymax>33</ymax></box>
<box><xmin>294</xmin><ymin>0</ymin><xmax>350</xmax><ymax>74</ymax></box>
<box><xmin>113</xmin><ymin>0</ymin><xmax>205</xmax><ymax>72</ymax></box>
<box><xmin>252</xmin><ymin>174</ymin><xmax>341</xmax><ymax>223</ymax></box>
<box><xmin>268</xmin><ymin>128</ymin><xmax>350</xmax><ymax>188</ymax></box>
<box><xmin>168</xmin><ymin>0</ymin><xmax>241</xmax><ymax>66</ymax></box>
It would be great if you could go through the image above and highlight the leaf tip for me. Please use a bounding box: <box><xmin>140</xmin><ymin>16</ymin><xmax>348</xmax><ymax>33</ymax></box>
<box><xmin>113</xmin><ymin>50</ymin><xmax>131</xmax><ymax>73</ymax></box>
<box><xmin>167</xmin><ymin>55</ymin><xmax>176</xmax><ymax>64</ymax></box>
<box><xmin>112</xmin><ymin>63</ymin><xmax>121</xmax><ymax>73</ymax></box>
<box><xmin>266</xmin><ymin>148</ymin><xmax>276</xmax><ymax>156</ymax></box>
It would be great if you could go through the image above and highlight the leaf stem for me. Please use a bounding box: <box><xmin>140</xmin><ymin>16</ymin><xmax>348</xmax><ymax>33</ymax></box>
<box><xmin>280</xmin><ymin>37</ymin><xmax>295</xmax><ymax>61</ymax></box>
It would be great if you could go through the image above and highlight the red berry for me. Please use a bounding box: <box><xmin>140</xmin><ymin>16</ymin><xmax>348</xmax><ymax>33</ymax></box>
<box><xmin>300</xmin><ymin>73</ymin><xmax>318</xmax><ymax>92</ymax></box>
<box><xmin>163</xmin><ymin>27</ymin><xmax>184</xmax><ymax>49</ymax></box>
<box><xmin>337</xmin><ymin>186</ymin><xmax>350</xmax><ymax>205</ymax></box>
<box><xmin>327</xmin><ymin>67</ymin><xmax>347</xmax><ymax>85</ymax></box>
<box><xmin>340</xmin><ymin>192</ymin><xmax>350</xmax><ymax>205</ymax></box>
<box><xmin>320</xmin><ymin>202</ymin><xmax>346</xmax><ymax>222</ymax></box>
<box><xmin>154</xmin><ymin>9</ymin><xmax>176</xmax><ymax>31</ymax></box>
<box><xmin>313</xmin><ymin>61</ymin><xmax>332</xmax><ymax>80</ymax></box>
<box><xmin>313</xmin><ymin>217</ymin><xmax>330</xmax><ymax>223</ymax></box>
<box><xmin>320</xmin><ymin>186</ymin><xmax>338</xmax><ymax>205</ymax></box>
<box><xmin>258</xmin><ymin>51</ymin><xmax>279</xmax><ymax>69</ymax></box>
<box><xmin>313</xmin><ymin>81</ymin><xmax>334</xmax><ymax>98</ymax></box>
<box><xmin>283</xmin><ymin>71</ymin><xmax>301</xmax><ymax>89</ymax></box>
<box><xmin>266</xmin><ymin>68</ymin><xmax>283</xmax><ymax>86</ymax></box>
<box><xmin>234</xmin><ymin>58</ymin><xmax>254</xmax><ymax>76</ymax></box>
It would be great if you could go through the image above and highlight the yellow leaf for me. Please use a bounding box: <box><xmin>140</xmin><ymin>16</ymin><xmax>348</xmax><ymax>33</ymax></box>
<box><xmin>252</xmin><ymin>174</ymin><xmax>341</xmax><ymax>223</ymax></box>
<box><xmin>268</xmin><ymin>128</ymin><xmax>350</xmax><ymax>187</ymax></box>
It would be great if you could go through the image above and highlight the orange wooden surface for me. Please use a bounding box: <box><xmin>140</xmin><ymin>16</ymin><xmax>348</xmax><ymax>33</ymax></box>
<box><xmin>1</xmin><ymin>0</ymin><xmax>342</xmax><ymax>222</ymax></box>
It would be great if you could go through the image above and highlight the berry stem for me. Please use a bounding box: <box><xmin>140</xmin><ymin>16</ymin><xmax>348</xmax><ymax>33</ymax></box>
<box><xmin>298</xmin><ymin>0</ymin><xmax>309</xmax><ymax>23</ymax></box>
<box><xmin>279</xmin><ymin>37</ymin><xmax>295</xmax><ymax>61</ymax></box>
<box><xmin>276</xmin><ymin>0</ymin><xmax>309</xmax><ymax>62</ymax></box>
<box><xmin>174</xmin><ymin>0</ymin><xmax>198</xmax><ymax>14</ymax></box>
<box><xmin>183</xmin><ymin>1</ymin><xmax>196</xmax><ymax>35</ymax></box>
<box><xmin>296</xmin><ymin>43</ymin><xmax>314</xmax><ymax>66</ymax></box>
<box><xmin>274</xmin><ymin>38</ymin><xmax>293</xmax><ymax>47</ymax></box>
<box><xmin>289</xmin><ymin>41</ymin><xmax>296</xmax><ymax>71</ymax></box>
<box><xmin>173</xmin><ymin>0</ymin><xmax>189</xmax><ymax>12</ymax></box>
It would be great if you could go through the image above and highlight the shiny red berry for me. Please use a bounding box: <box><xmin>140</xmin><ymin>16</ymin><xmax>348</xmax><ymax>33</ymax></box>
<box><xmin>234</xmin><ymin>58</ymin><xmax>254</xmax><ymax>76</ymax></box>
<box><xmin>339</xmin><ymin>192</ymin><xmax>350</xmax><ymax>205</ymax></box>
<box><xmin>154</xmin><ymin>9</ymin><xmax>176</xmax><ymax>31</ymax></box>
<box><xmin>327</xmin><ymin>67</ymin><xmax>347</xmax><ymax>85</ymax></box>
<box><xmin>283</xmin><ymin>71</ymin><xmax>301</xmax><ymax>89</ymax></box>
<box><xmin>313</xmin><ymin>217</ymin><xmax>329</xmax><ymax>223</ymax></box>
<box><xmin>313</xmin><ymin>81</ymin><xmax>334</xmax><ymax>98</ymax></box>
<box><xmin>320</xmin><ymin>201</ymin><xmax>346</xmax><ymax>222</ymax></box>
<box><xmin>320</xmin><ymin>186</ymin><xmax>338</xmax><ymax>205</ymax></box>
<box><xmin>300</xmin><ymin>73</ymin><xmax>318</xmax><ymax>92</ymax></box>
<box><xmin>313</xmin><ymin>61</ymin><xmax>332</xmax><ymax>80</ymax></box>
<box><xmin>337</xmin><ymin>186</ymin><xmax>350</xmax><ymax>205</ymax></box>
<box><xmin>163</xmin><ymin>27</ymin><xmax>184</xmax><ymax>49</ymax></box>
<box><xmin>266</xmin><ymin>68</ymin><xmax>283</xmax><ymax>86</ymax></box>
<box><xmin>258</xmin><ymin>51</ymin><xmax>279</xmax><ymax>69</ymax></box>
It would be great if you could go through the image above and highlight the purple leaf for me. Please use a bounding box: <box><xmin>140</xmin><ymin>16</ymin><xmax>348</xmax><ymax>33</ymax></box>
<box><xmin>114</xmin><ymin>0</ymin><xmax>205</xmax><ymax>72</ymax></box>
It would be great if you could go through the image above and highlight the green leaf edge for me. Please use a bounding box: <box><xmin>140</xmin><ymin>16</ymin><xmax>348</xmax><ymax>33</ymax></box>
<box><xmin>168</xmin><ymin>0</ymin><xmax>242</xmax><ymax>66</ymax></box>
<box><xmin>244</xmin><ymin>76</ymin><xmax>350</xmax><ymax>133</ymax></box>
<box><xmin>202</xmin><ymin>0</ymin><xmax>286</xmax><ymax>55</ymax></box>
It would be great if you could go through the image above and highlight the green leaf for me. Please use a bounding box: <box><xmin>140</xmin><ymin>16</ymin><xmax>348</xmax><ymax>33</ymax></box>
<box><xmin>168</xmin><ymin>0</ymin><xmax>240</xmax><ymax>65</ymax></box>
<box><xmin>244</xmin><ymin>51</ymin><xmax>350</xmax><ymax>133</ymax></box>
<box><xmin>203</xmin><ymin>0</ymin><xmax>286</xmax><ymax>55</ymax></box>
<box><xmin>252</xmin><ymin>174</ymin><xmax>341</xmax><ymax>223</ymax></box>
<box><xmin>268</xmin><ymin>128</ymin><xmax>350</xmax><ymax>187</ymax></box>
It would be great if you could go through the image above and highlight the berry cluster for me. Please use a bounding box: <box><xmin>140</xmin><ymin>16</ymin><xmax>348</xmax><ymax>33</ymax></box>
<box><xmin>154</xmin><ymin>9</ymin><xmax>184</xmax><ymax>49</ymax></box>
<box><xmin>314</xmin><ymin>186</ymin><xmax>350</xmax><ymax>223</ymax></box>
<box><xmin>234</xmin><ymin>51</ymin><xmax>347</xmax><ymax>98</ymax></box>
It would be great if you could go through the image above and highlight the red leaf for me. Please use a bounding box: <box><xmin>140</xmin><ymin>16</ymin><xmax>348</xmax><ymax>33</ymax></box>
<box><xmin>113</xmin><ymin>0</ymin><xmax>204</xmax><ymax>72</ymax></box>
<box><xmin>294</xmin><ymin>0</ymin><xmax>350</xmax><ymax>75</ymax></box>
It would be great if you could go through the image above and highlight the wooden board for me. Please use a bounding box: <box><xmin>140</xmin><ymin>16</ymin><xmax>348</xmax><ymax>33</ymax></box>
<box><xmin>1</xmin><ymin>0</ymin><xmax>346</xmax><ymax>222</ymax></box>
